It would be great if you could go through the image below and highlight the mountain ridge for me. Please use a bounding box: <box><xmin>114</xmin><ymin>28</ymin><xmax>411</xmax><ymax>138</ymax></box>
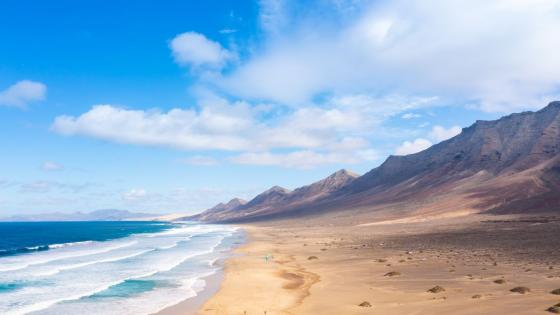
<box><xmin>187</xmin><ymin>169</ymin><xmax>358</xmax><ymax>222</ymax></box>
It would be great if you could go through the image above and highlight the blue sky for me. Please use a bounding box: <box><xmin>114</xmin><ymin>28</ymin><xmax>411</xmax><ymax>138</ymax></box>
<box><xmin>1</xmin><ymin>0</ymin><xmax>559</xmax><ymax>215</ymax></box>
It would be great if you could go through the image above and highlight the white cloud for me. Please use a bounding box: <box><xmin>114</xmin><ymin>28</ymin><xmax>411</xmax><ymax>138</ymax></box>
<box><xmin>394</xmin><ymin>125</ymin><xmax>462</xmax><ymax>156</ymax></box>
<box><xmin>230</xmin><ymin>136</ymin><xmax>379</xmax><ymax>169</ymax></box>
<box><xmin>215</xmin><ymin>0</ymin><xmax>560</xmax><ymax>111</ymax></box>
<box><xmin>259</xmin><ymin>0</ymin><xmax>288</xmax><ymax>35</ymax></box>
<box><xmin>0</xmin><ymin>180</ymin><xmax>15</xmax><ymax>189</ymax></box>
<box><xmin>401</xmin><ymin>113</ymin><xmax>421</xmax><ymax>119</ymax></box>
<box><xmin>170</xmin><ymin>32</ymin><xmax>232</xmax><ymax>68</ymax></box>
<box><xmin>19</xmin><ymin>180</ymin><xmax>92</xmax><ymax>194</ymax></box>
<box><xmin>51</xmin><ymin>94</ymin><xmax>430</xmax><ymax>150</ymax></box>
<box><xmin>120</xmin><ymin>186</ymin><xmax>262</xmax><ymax>214</ymax></box>
<box><xmin>20</xmin><ymin>181</ymin><xmax>53</xmax><ymax>193</ymax></box>
<box><xmin>219</xmin><ymin>28</ymin><xmax>237</xmax><ymax>34</ymax></box>
<box><xmin>0</xmin><ymin>80</ymin><xmax>47</xmax><ymax>108</ymax></box>
<box><xmin>51</xmin><ymin>102</ymin><xmax>254</xmax><ymax>151</ymax></box>
<box><xmin>429</xmin><ymin>125</ymin><xmax>462</xmax><ymax>142</ymax></box>
<box><xmin>395</xmin><ymin>138</ymin><xmax>433</xmax><ymax>156</ymax></box>
<box><xmin>182</xmin><ymin>155</ymin><xmax>218</xmax><ymax>166</ymax></box>
<box><xmin>42</xmin><ymin>161</ymin><xmax>64</xmax><ymax>171</ymax></box>
<box><xmin>122</xmin><ymin>188</ymin><xmax>148</xmax><ymax>202</ymax></box>
<box><xmin>51</xmin><ymin>92</ymin><xmax>433</xmax><ymax>168</ymax></box>
<box><xmin>230</xmin><ymin>149</ymin><xmax>376</xmax><ymax>169</ymax></box>
<box><xmin>393</xmin><ymin>124</ymin><xmax>462</xmax><ymax>156</ymax></box>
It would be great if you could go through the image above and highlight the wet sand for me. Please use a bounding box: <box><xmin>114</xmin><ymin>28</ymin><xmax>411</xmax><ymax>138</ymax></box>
<box><xmin>153</xmin><ymin>271</ymin><xmax>223</xmax><ymax>315</ymax></box>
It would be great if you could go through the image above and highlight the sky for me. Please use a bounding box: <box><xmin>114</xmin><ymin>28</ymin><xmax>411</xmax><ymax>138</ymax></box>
<box><xmin>1</xmin><ymin>0</ymin><xmax>560</xmax><ymax>216</ymax></box>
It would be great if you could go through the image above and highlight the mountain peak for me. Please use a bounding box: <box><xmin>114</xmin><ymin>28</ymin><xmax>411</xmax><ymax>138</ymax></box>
<box><xmin>263</xmin><ymin>185</ymin><xmax>291</xmax><ymax>194</ymax></box>
<box><xmin>542</xmin><ymin>100</ymin><xmax>560</xmax><ymax>111</ymax></box>
<box><xmin>288</xmin><ymin>169</ymin><xmax>359</xmax><ymax>199</ymax></box>
<box><xmin>225</xmin><ymin>198</ymin><xmax>246</xmax><ymax>207</ymax></box>
<box><xmin>207</xmin><ymin>198</ymin><xmax>246</xmax><ymax>212</ymax></box>
<box><xmin>239</xmin><ymin>185</ymin><xmax>291</xmax><ymax>211</ymax></box>
<box><xmin>330</xmin><ymin>169</ymin><xmax>359</xmax><ymax>179</ymax></box>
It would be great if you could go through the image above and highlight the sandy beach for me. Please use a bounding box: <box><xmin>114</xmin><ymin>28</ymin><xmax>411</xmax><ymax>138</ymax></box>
<box><xmin>190</xmin><ymin>215</ymin><xmax>560</xmax><ymax>315</ymax></box>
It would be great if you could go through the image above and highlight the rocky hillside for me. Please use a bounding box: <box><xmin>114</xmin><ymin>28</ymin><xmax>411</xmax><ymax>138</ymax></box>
<box><xmin>348</xmin><ymin>101</ymin><xmax>560</xmax><ymax>196</ymax></box>
<box><xmin>186</xmin><ymin>169</ymin><xmax>358</xmax><ymax>222</ymax></box>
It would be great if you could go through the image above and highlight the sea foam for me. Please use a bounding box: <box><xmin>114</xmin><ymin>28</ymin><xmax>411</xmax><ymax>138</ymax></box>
<box><xmin>0</xmin><ymin>222</ymin><xmax>240</xmax><ymax>315</ymax></box>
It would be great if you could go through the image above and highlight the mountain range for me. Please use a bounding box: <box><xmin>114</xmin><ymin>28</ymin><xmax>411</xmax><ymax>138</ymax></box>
<box><xmin>186</xmin><ymin>101</ymin><xmax>560</xmax><ymax>224</ymax></box>
<box><xmin>189</xmin><ymin>169</ymin><xmax>358</xmax><ymax>222</ymax></box>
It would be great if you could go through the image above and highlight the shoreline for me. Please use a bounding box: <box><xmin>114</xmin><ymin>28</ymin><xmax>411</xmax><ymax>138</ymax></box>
<box><xmin>154</xmin><ymin>226</ymin><xmax>246</xmax><ymax>315</ymax></box>
<box><xmin>153</xmin><ymin>266</ymin><xmax>224</xmax><ymax>315</ymax></box>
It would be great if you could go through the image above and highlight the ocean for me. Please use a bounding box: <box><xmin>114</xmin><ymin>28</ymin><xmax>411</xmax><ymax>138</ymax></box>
<box><xmin>0</xmin><ymin>221</ymin><xmax>242</xmax><ymax>315</ymax></box>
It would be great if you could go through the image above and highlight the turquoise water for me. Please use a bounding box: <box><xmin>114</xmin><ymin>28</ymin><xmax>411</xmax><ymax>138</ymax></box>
<box><xmin>0</xmin><ymin>282</ymin><xmax>22</xmax><ymax>293</ymax></box>
<box><xmin>89</xmin><ymin>279</ymin><xmax>159</xmax><ymax>299</ymax></box>
<box><xmin>0</xmin><ymin>221</ymin><xmax>241</xmax><ymax>315</ymax></box>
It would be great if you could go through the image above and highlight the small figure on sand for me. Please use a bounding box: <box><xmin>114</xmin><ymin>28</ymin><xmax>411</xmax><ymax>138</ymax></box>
<box><xmin>264</xmin><ymin>253</ymin><xmax>274</xmax><ymax>262</ymax></box>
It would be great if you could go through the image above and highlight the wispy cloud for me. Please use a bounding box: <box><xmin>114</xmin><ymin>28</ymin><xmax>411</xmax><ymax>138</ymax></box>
<box><xmin>395</xmin><ymin>138</ymin><xmax>432</xmax><ymax>156</ymax></box>
<box><xmin>182</xmin><ymin>155</ymin><xmax>219</xmax><ymax>166</ymax></box>
<box><xmin>19</xmin><ymin>180</ymin><xmax>93</xmax><ymax>194</ymax></box>
<box><xmin>170</xmin><ymin>32</ymin><xmax>233</xmax><ymax>68</ymax></box>
<box><xmin>429</xmin><ymin>125</ymin><xmax>462</xmax><ymax>142</ymax></box>
<box><xmin>0</xmin><ymin>80</ymin><xmax>47</xmax><ymax>108</ymax></box>
<box><xmin>401</xmin><ymin>113</ymin><xmax>421</xmax><ymax>119</ymax></box>
<box><xmin>0</xmin><ymin>180</ymin><xmax>16</xmax><ymax>189</ymax></box>
<box><xmin>258</xmin><ymin>0</ymin><xmax>288</xmax><ymax>35</ymax></box>
<box><xmin>230</xmin><ymin>148</ymin><xmax>378</xmax><ymax>169</ymax></box>
<box><xmin>219</xmin><ymin>28</ymin><xmax>237</xmax><ymax>34</ymax></box>
<box><xmin>42</xmin><ymin>161</ymin><xmax>64</xmax><ymax>172</ymax></box>
<box><xmin>395</xmin><ymin>125</ymin><xmax>463</xmax><ymax>155</ymax></box>
<box><xmin>117</xmin><ymin>186</ymin><xmax>263</xmax><ymax>213</ymax></box>
<box><xmin>122</xmin><ymin>188</ymin><xmax>149</xmax><ymax>202</ymax></box>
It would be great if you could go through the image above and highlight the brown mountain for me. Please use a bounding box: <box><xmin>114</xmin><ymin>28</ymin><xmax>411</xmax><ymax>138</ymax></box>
<box><xmin>192</xmin><ymin>101</ymin><xmax>560</xmax><ymax>224</ymax></box>
<box><xmin>209</xmin><ymin>198</ymin><xmax>247</xmax><ymax>213</ymax></box>
<box><xmin>188</xmin><ymin>169</ymin><xmax>358</xmax><ymax>222</ymax></box>
<box><xmin>242</xmin><ymin>185</ymin><xmax>292</xmax><ymax>209</ymax></box>
<box><xmin>329</xmin><ymin>100</ymin><xmax>560</xmax><ymax>214</ymax></box>
<box><xmin>188</xmin><ymin>198</ymin><xmax>247</xmax><ymax>222</ymax></box>
<box><xmin>284</xmin><ymin>169</ymin><xmax>358</xmax><ymax>203</ymax></box>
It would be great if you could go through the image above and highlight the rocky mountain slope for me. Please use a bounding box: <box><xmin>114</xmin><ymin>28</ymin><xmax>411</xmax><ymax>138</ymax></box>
<box><xmin>328</xmin><ymin>101</ymin><xmax>560</xmax><ymax>213</ymax></box>
<box><xmin>190</xmin><ymin>101</ymin><xmax>560</xmax><ymax>223</ymax></box>
<box><xmin>187</xmin><ymin>169</ymin><xmax>358</xmax><ymax>222</ymax></box>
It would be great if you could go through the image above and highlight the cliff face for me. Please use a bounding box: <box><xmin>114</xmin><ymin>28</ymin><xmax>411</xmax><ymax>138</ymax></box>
<box><xmin>190</xmin><ymin>102</ymin><xmax>560</xmax><ymax>223</ymax></box>
<box><xmin>345</xmin><ymin>101</ymin><xmax>560</xmax><ymax>197</ymax></box>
